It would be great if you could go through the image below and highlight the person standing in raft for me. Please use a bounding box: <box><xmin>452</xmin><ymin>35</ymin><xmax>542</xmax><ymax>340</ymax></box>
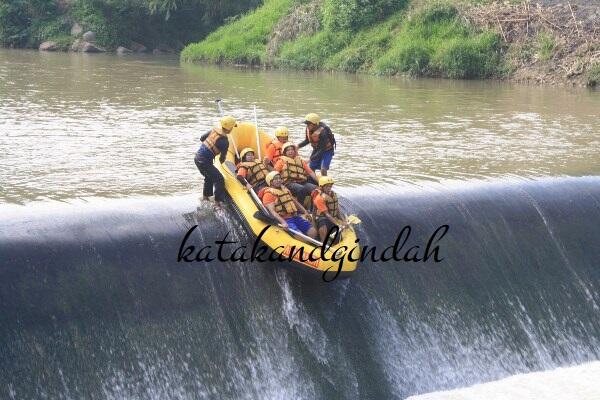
<box><xmin>237</xmin><ymin>148</ymin><xmax>269</xmax><ymax>192</ymax></box>
<box><xmin>263</xmin><ymin>126</ymin><xmax>288</xmax><ymax>170</ymax></box>
<box><xmin>262</xmin><ymin>171</ymin><xmax>317</xmax><ymax>239</ymax></box>
<box><xmin>194</xmin><ymin>115</ymin><xmax>236</xmax><ymax>209</ymax></box>
<box><xmin>312</xmin><ymin>176</ymin><xmax>347</xmax><ymax>241</ymax></box>
<box><xmin>274</xmin><ymin>142</ymin><xmax>318</xmax><ymax>203</ymax></box>
<box><xmin>298</xmin><ymin>113</ymin><xmax>336</xmax><ymax>176</ymax></box>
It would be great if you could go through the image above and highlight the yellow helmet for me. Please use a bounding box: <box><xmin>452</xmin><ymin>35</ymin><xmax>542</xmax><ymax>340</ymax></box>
<box><xmin>240</xmin><ymin>147</ymin><xmax>254</xmax><ymax>160</ymax></box>
<box><xmin>220</xmin><ymin>115</ymin><xmax>237</xmax><ymax>131</ymax></box>
<box><xmin>282</xmin><ymin>142</ymin><xmax>296</xmax><ymax>154</ymax></box>
<box><xmin>265</xmin><ymin>171</ymin><xmax>281</xmax><ymax>186</ymax></box>
<box><xmin>319</xmin><ymin>176</ymin><xmax>334</xmax><ymax>187</ymax></box>
<box><xmin>304</xmin><ymin>113</ymin><xmax>320</xmax><ymax>125</ymax></box>
<box><xmin>274</xmin><ymin>126</ymin><xmax>289</xmax><ymax>138</ymax></box>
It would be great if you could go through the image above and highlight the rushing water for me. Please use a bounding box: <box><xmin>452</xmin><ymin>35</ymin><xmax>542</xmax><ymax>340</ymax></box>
<box><xmin>0</xmin><ymin>49</ymin><xmax>599</xmax><ymax>204</ymax></box>
<box><xmin>1</xmin><ymin>49</ymin><xmax>600</xmax><ymax>400</ymax></box>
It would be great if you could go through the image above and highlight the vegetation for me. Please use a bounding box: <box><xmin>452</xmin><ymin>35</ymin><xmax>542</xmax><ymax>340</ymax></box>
<box><xmin>182</xmin><ymin>0</ymin><xmax>501</xmax><ymax>79</ymax></box>
<box><xmin>181</xmin><ymin>0</ymin><xmax>292</xmax><ymax>64</ymax></box>
<box><xmin>536</xmin><ymin>31</ymin><xmax>555</xmax><ymax>62</ymax></box>
<box><xmin>586</xmin><ymin>63</ymin><xmax>600</xmax><ymax>87</ymax></box>
<box><xmin>0</xmin><ymin>0</ymin><xmax>260</xmax><ymax>50</ymax></box>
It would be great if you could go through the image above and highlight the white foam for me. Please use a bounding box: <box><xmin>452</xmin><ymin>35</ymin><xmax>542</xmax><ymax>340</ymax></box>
<box><xmin>407</xmin><ymin>361</ymin><xmax>600</xmax><ymax>400</ymax></box>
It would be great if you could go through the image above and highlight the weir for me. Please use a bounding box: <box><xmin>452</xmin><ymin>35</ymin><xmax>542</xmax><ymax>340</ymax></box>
<box><xmin>1</xmin><ymin>176</ymin><xmax>599</xmax><ymax>399</ymax></box>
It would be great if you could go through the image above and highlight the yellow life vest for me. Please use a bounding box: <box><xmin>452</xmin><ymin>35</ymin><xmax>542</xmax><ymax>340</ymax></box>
<box><xmin>239</xmin><ymin>161</ymin><xmax>268</xmax><ymax>187</ymax></box>
<box><xmin>280</xmin><ymin>155</ymin><xmax>307</xmax><ymax>184</ymax></box>
<box><xmin>265</xmin><ymin>186</ymin><xmax>297</xmax><ymax>217</ymax></box>
<box><xmin>203</xmin><ymin>128</ymin><xmax>224</xmax><ymax>156</ymax></box>
<box><xmin>314</xmin><ymin>189</ymin><xmax>340</xmax><ymax>218</ymax></box>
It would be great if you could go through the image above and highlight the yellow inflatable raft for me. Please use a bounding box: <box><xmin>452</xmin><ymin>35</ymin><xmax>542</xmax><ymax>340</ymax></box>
<box><xmin>215</xmin><ymin>122</ymin><xmax>360</xmax><ymax>279</ymax></box>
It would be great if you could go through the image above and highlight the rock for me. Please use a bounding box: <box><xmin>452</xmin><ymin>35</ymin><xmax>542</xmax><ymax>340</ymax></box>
<box><xmin>82</xmin><ymin>31</ymin><xmax>96</xmax><ymax>42</ymax></box>
<box><xmin>116</xmin><ymin>46</ymin><xmax>132</xmax><ymax>54</ymax></box>
<box><xmin>81</xmin><ymin>42</ymin><xmax>105</xmax><ymax>53</ymax></box>
<box><xmin>130</xmin><ymin>41</ymin><xmax>148</xmax><ymax>53</ymax></box>
<box><xmin>39</xmin><ymin>41</ymin><xmax>58</xmax><ymax>51</ymax></box>
<box><xmin>70</xmin><ymin>23</ymin><xmax>82</xmax><ymax>36</ymax></box>
<box><xmin>153</xmin><ymin>44</ymin><xmax>175</xmax><ymax>54</ymax></box>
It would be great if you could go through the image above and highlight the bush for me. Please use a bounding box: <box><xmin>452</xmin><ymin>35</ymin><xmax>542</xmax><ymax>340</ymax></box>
<box><xmin>536</xmin><ymin>31</ymin><xmax>555</xmax><ymax>62</ymax></box>
<box><xmin>322</xmin><ymin>0</ymin><xmax>408</xmax><ymax>31</ymax></box>
<box><xmin>0</xmin><ymin>0</ymin><xmax>66</xmax><ymax>47</ymax></box>
<box><xmin>587</xmin><ymin>63</ymin><xmax>600</xmax><ymax>87</ymax></box>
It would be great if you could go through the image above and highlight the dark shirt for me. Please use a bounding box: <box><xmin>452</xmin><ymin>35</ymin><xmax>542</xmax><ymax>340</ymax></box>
<box><xmin>298</xmin><ymin>122</ymin><xmax>333</xmax><ymax>161</ymax></box>
<box><xmin>196</xmin><ymin>129</ymin><xmax>229</xmax><ymax>164</ymax></box>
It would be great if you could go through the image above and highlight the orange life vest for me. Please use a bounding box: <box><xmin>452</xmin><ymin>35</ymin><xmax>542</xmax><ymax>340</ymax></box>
<box><xmin>264</xmin><ymin>187</ymin><xmax>297</xmax><ymax>217</ymax></box>
<box><xmin>238</xmin><ymin>160</ymin><xmax>268</xmax><ymax>187</ymax></box>
<box><xmin>305</xmin><ymin>125</ymin><xmax>334</xmax><ymax>151</ymax></box>
<box><xmin>313</xmin><ymin>189</ymin><xmax>340</xmax><ymax>219</ymax></box>
<box><xmin>279</xmin><ymin>156</ymin><xmax>307</xmax><ymax>184</ymax></box>
<box><xmin>268</xmin><ymin>139</ymin><xmax>284</xmax><ymax>164</ymax></box>
<box><xmin>203</xmin><ymin>128</ymin><xmax>225</xmax><ymax>156</ymax></box>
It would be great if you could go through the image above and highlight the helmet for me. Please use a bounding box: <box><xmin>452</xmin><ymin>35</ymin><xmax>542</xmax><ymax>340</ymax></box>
<box><xmin>282</xmin><ymin>142</ymin><xmax>296</xmax><ymax>154</ymax></box>
<box><xmin>274</xmin><ymin>126</ymin><xmax>289</xmax><ymax>138</ymax></box>
<box><xmin>220</xmin><ymin>115</ymin><xmax>237</xmax><ymax>131</ymax></box>
<box><xmin>265</xmin><ymin>171</ymin><xmax>281</xmax><ymax>186</ymax></box>
<box><xmin>240</xmin><ymin>147</ymin><xmax>254</xmax><ymax>161</ymax></box>
<box><xmin>304</xmin><ymin>113</ymin><xmax>320</xmax><ymax>125</ymax></box>
<box><xmin>319</xmin><ymin>176</ymin><xmax>334</xmax><ymax>187</ymax></box>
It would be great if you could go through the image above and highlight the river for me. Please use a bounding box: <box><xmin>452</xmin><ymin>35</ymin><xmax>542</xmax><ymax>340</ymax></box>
<box><xmin>1</xmin><ymin>49</ymin><xmax>599</xmax><ymax>399</ymax></box>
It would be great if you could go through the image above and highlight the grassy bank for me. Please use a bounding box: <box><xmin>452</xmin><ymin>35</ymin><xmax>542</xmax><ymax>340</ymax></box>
<box><xmin>181</xmin><ymin>0</ymin><xmax>293</xmax><ymax>64</ymax></box>
<box><xmin>181</xmin><ymin>0</ymin><xmax>502</xmax><ymax>79</ymax></box>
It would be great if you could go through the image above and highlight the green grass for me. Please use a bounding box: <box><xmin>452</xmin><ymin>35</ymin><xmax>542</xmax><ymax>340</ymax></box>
<box><xmin>323</xmin><ymin>12</ymin><xmax>405</xmax><ymax>72</ymax></box>
<box><xmin>182</xmin><ymin>0</ymin><xmax>501</xmax><ymax>79</ymax></box>
<box><xmin>276</xmin><ymin>30</ymin><xmax>353</xmax><ymax>70</ymax></box>
<box><xmin>181</xmin><ymin>0</ymin><xmax>293</xmax><ymax>65</ymax></box>
<box><xmin>372</xmin><ymin>2</ymin><xmax>501</xmax><ymax>78</ymax></box>
<box><xmin>537</xmin><ymin>31</ymin><xmax>555</xmax><ymax>62</ymax></box>
<box><xmin>586</xmin><ymin>63</ymin><xmax>600</xmax><ymax>87</ymax></box>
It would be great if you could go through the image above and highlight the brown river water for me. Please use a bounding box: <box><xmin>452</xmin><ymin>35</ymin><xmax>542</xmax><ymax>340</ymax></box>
<box><xmin>1</xmin><ymin>49</ymin><xmax>598</xmax><ymax>205</ymax></box>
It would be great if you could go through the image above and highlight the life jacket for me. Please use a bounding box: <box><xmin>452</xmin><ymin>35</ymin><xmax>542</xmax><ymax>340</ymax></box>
<box><xmin>305</xmin><ymin>123</ymin><xmax>335</xmax><ymax>151</ymax></box>
<box><xmin>238</xmin><ymin>160</ymin><xmax>268</xmax><ymax>187</ymax></box>
<box><xmin>279</xmin><ymin>155</ymin><xmax>307</xmax><ymax>184</ymax></box>
<box><xmin>268</xmin><ymin>139</ymin><xmax>284</xmax><ymax>164</ymax></box>
<box><xmin>202</xmin><ymin>128</ymin><xmax>225</xmax><ymax>156</ymax></box>
<box><xmin>312</xmin><ymin>189</ymin><xmax>340</xmax><ymax>219</ymax></box>
<box><xmin>264</xmin><ymin>186</ymin><xmax>297</xmax><ymax>217</ymax></box>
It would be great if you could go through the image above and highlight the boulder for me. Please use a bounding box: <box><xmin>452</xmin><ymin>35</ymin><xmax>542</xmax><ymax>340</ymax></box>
<box><xmin>82</xmin><ymin>31</ymin><xmax>96</xmax><ymax>42</ymax></box>
<box><xmin>130</xmin><ymin>41</ymin><xmax>148</xmax><ymax>53</ymax></box>
<box><xmin>39</xmin><ymin>41</ymin><xmax>58</xmax><ymax>51</ymax></box>
<box><xmin>153</xmin><ymin>44</ymin><xmax>175</xmax><ymax>54</ymax></box>
<box><xmin>70</xmin><ymin>23</ymin><xmax>82</xmax><ymax>36</ymax></box>
<box><xmin>116</xmin><ymin>46</ymin><xmax>132</xmax><ymax>55</ymax></box>
<box><xmin>81</xmin><ymin>42</ymin><xmax>105</xmax><ymax>53</ymax></box>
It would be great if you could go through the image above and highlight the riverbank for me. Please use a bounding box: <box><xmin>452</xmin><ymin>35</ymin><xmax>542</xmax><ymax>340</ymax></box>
<box><xmin>180</xmin><ymin>0</ymin><xmax>599</xmax><ymax>87</ymax></box>
<box><xmin>0</xmin><ymin>0</ymin><xmax>259</xmax><ymax>54</ymax></box>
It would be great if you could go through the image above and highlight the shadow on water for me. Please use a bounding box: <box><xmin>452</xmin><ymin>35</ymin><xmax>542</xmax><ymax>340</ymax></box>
<box><xmin>1</xmin><ymin>176</ymin><xmax>599</xmax><ymax>399</ymax></box>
